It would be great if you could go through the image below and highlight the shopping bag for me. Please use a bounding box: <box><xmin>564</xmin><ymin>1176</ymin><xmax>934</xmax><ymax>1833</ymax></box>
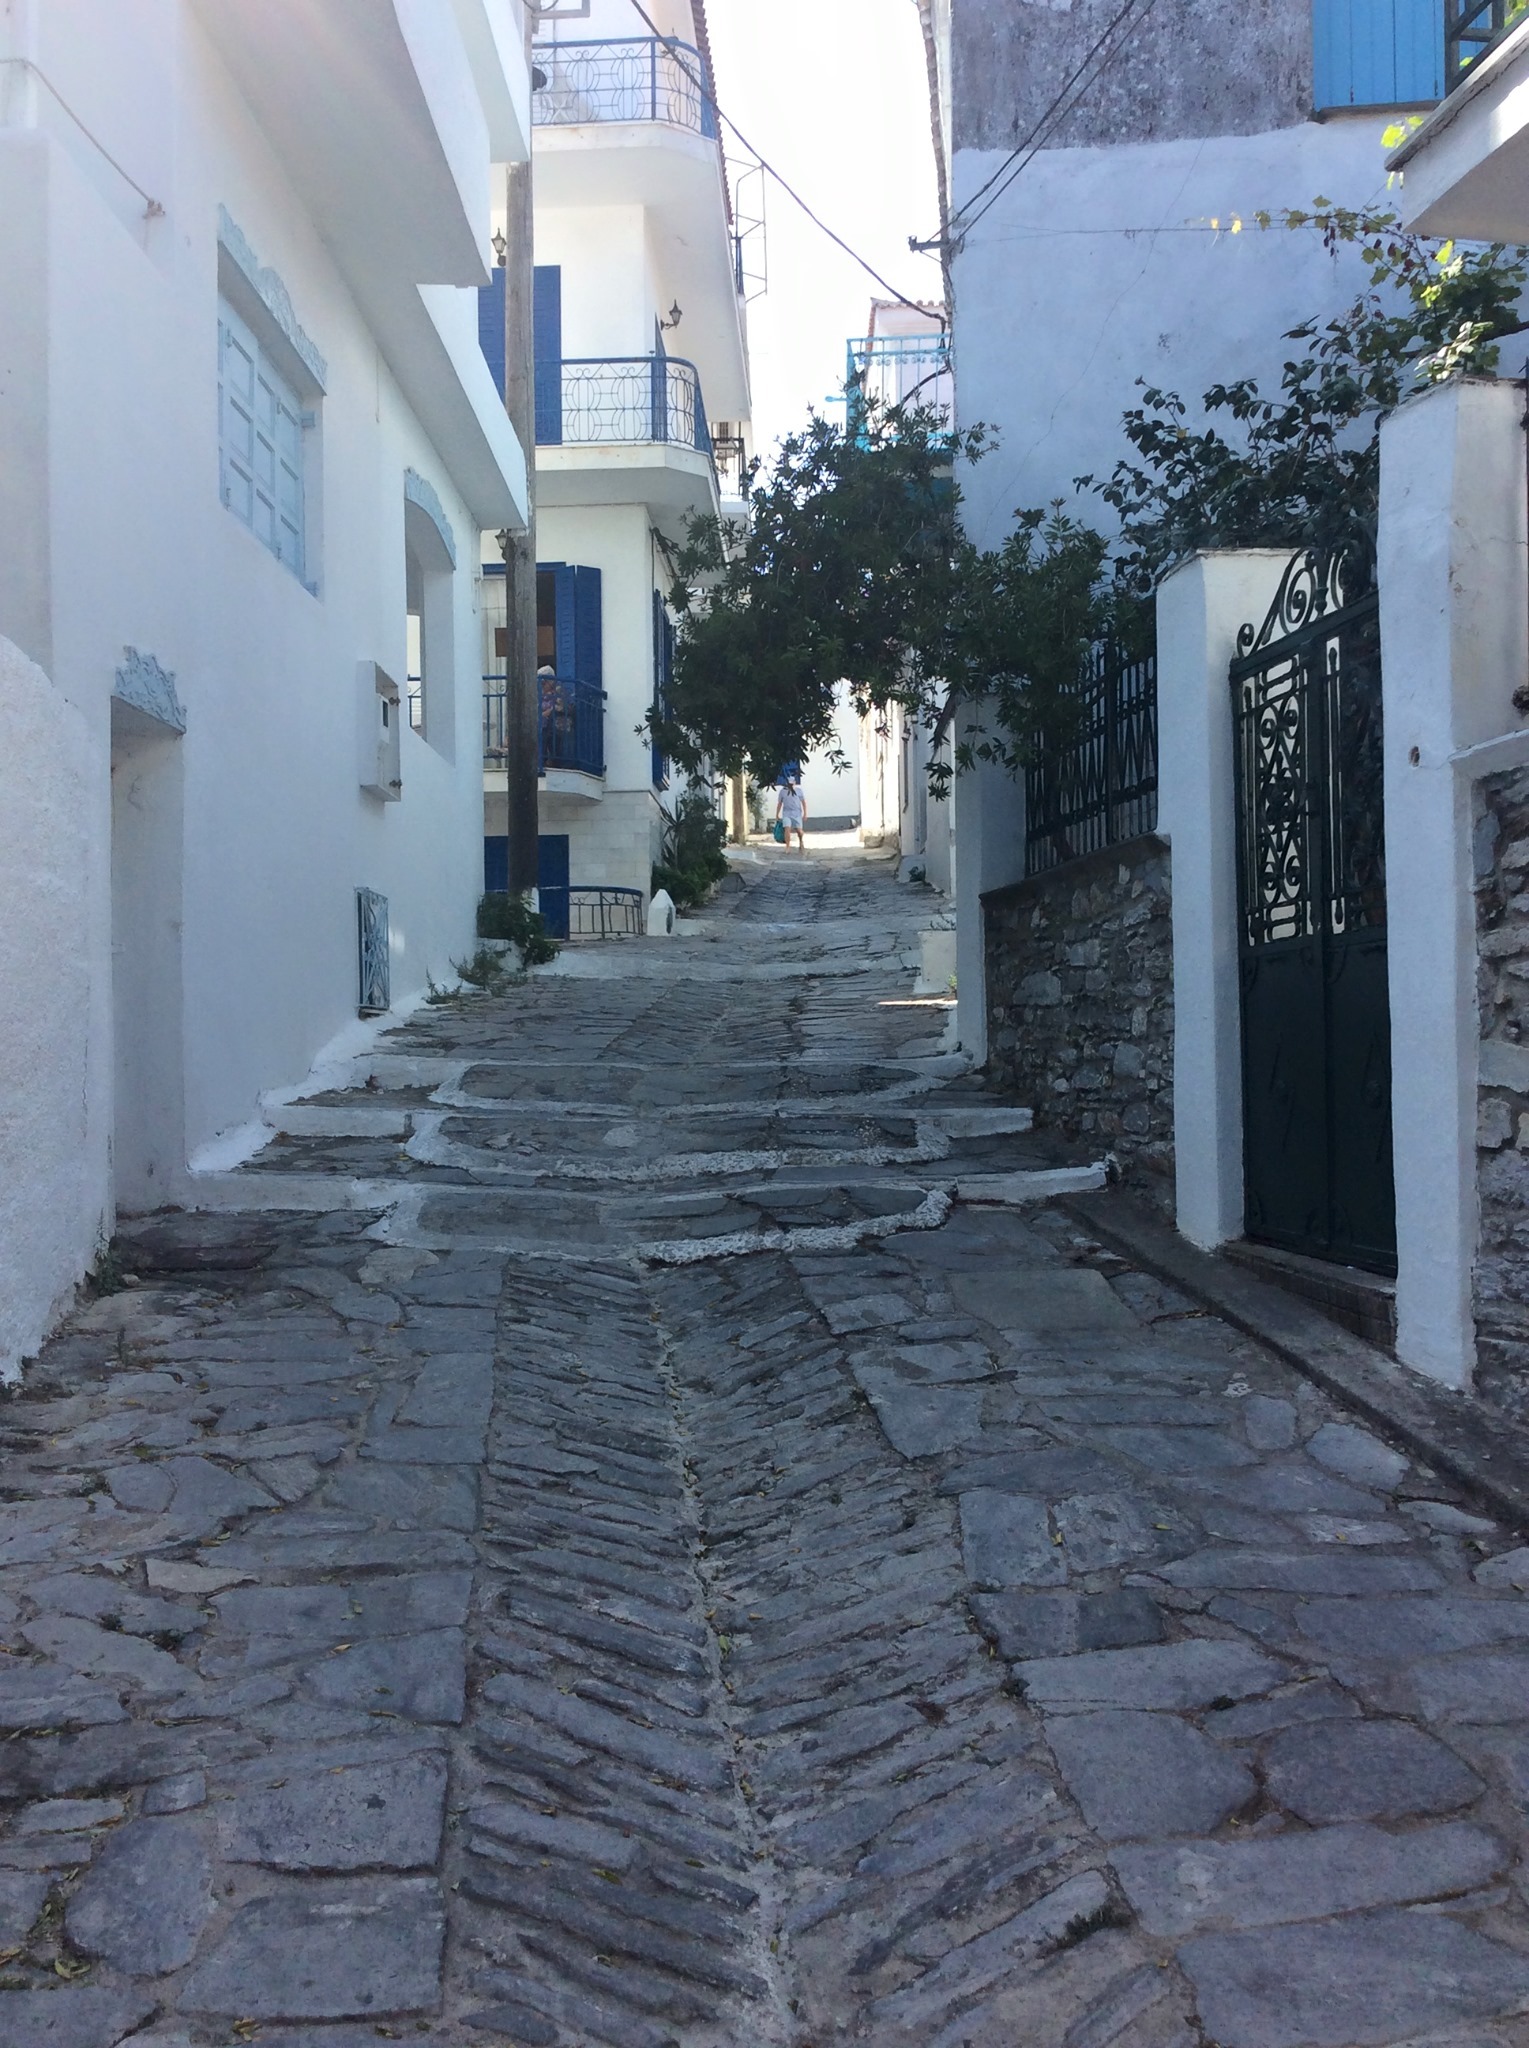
<box><xmin>772</xmin><ymin>820</ymin><xmax>786</xmax><ymax>843</ymax></box>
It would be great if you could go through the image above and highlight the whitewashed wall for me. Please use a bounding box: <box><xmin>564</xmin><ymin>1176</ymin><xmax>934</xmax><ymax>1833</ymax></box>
<box><xmin>0</xmin><ymin>0</ymin><xmax>527</xmax><ymax>1250</ymax></box>
<box><xmin>949</xmin><ymin>120</ymin><xmax>1395</xmax><ymax>552</ymax></box>
<box><xmin>0</xmin><ymin>638</ymin><xmax>103</xmax><ymax>1380</ymax></box>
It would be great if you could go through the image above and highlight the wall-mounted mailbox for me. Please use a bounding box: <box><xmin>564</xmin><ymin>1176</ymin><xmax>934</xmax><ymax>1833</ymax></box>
<box><xmin>359</xmin><ymin>661</ymin><xmax>402</xmax><ymax>801</ymax></box>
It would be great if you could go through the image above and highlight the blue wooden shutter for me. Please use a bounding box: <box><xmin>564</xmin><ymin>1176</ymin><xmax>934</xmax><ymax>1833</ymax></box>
<box><xmin>537</xmin><ymin>833</ymin><xmax>571</xmax><ymax>938</ymax></box>
<box><xmin>533</xmin><ymin>265</ymin><xmax>562</xmax><ymax>445</ymax></box>
<box><xmin>478</xmin><ymin>267</ymin><xmax>506</xmax><ymax>397</ymax></box>
<box><xmin>573</xmin><ymin>567</ymin><xmax>603</xmax><ymax>689</ymax></box>
<box><xmin>550</xmin><ymin>562</ymin><xmax>577</xmax><ymax>678</ymax></box>
<box><xmin>1313</xmin><ymin>0</ymin><xmax>1443</xmax><ymax>107</ymax></box>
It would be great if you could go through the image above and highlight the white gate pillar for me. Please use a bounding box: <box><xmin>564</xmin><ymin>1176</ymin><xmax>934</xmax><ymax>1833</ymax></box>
<box><xmin>1379</xmin><ymin>377</ymin><xmax>1528</xmax><ymax>1388</ymax></box>
<box><xmin>1156</xmin><ymin>551</ymin><xmax>1292</xmax><ymax>1249</ymax></box>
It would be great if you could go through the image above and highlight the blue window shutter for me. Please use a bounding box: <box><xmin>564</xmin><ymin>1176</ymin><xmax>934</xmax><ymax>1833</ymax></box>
<box><xmin>573</xmin><ymin>566</ymin><xmax>603</xmax><ymax>688</ymax></box>
<box><xmin>537</xmin><ymin>833</ymin><xmax>571</xmax><ymax>938</ymax></box>
<box><xmin>551</xmin><ymin>563</ymin><xmax>577</xmax><ymax>678</ymax></box>
<box><xmin>1394</xmin><ymin>0</ymin><xmax>1445</xmax><ymax>99</ymax></box>
<box><xmin>533</xmin><ymin>265</ymin><xmax>562</xmax><ymax>444</ymax></box>
<box><xmin>483</xmin><ymin>836</ymin><xmax>508</xmax><ymax>893</ymax></box>
<box><xmin>478</xmin><ymin>267</ymin><xmax>506</xmax><ymax>397</ymax></box>
<box><xmin>1313</xmin><ymin>0</ymin><xmax>1441</xmax><ymax>106</ymax></box>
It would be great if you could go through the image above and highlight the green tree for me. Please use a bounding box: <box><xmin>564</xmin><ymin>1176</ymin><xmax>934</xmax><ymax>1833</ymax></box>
<box><xmin>651</xmin><ymin>402</ymin><xmax>1114</xmax><ymax>785</ymax></box>
<box><xmin>1090</xmin><ymin>204</ymin><xmax>1528</xmax><ymax>588</ymax></box>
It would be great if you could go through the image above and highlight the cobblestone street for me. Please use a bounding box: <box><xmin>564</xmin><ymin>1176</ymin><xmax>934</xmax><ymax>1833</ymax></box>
<box><xmin>7</xmin><ymin>846</ymin><xmax>1529</xmax><ymax>2047</ymax></box>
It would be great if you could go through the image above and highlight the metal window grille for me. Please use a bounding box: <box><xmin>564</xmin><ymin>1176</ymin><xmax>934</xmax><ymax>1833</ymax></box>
<box><xmin>356</xmin><ymin>887</ymin><xmax>390</xmax><ymax>1014</ymax></box>
<box><xmin>1024</xmin><ymin>639</ymin><xmax>1159</xmax><ymax>877</ymax></box>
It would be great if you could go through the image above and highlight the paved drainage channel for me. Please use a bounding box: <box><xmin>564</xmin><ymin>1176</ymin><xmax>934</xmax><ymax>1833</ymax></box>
<box><xmin>6</xmin><ymin>1195</ymin><xmax>1529</xmax><ymax>2044</ymax></box>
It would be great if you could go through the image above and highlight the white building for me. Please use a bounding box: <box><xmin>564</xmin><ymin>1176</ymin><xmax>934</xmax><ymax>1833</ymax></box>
<box><xmin>847</xmin><ymin>297</ymin><xmax>955</xmax><ymax>876</ymax></box>
<box><xmin>929</xmin><ymin>0</ymin><xmax>1436</xmax><ymax>1064</ymax></box>
<box><xmin>0</xmin><ymin>0</ymin><xmax>532</xmax><ymax>1376</ymax></box>
<box><xmin>479</xmin><ymin>0</ymin><xmax>751</xmax><ymax>931</ymax></box>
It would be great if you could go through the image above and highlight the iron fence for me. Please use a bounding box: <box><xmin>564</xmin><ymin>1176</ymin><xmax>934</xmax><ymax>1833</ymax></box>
<box><xmin>539</xmin><ymin>356</ymin><xmax>712</xmax><ymax>459</ymax></box>
<box><xmin>531</xmin><ymin>36</ymin><xmax>718</xmax><ymax>136</ymax></box>
<box><xmin>1024</xmin><ymin>638</ymin><xmax>1159</xmax><ymax>877</ymax></box>
<box><xmin>570</xmin><ymin>885</ymin><xmax>645</xmax><ymax>939</ymax></box>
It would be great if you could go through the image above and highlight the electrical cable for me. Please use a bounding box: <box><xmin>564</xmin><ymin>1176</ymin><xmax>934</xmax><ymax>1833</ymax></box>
<box><xmin>0</xmin><ymin>56</ymin><xmax>163</xmax><ymax>215</ymax></box>
<box><xmin>913</xmin><ymin>0</ymin><xmax>1161</xmax><ymax>252</ymax></box>
<box><xmin>615</xmin><ymin>0</ymin><xmax>940</xmax><ymax>321</ymax></box>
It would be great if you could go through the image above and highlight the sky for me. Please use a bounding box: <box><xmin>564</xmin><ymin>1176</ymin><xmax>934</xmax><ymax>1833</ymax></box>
<box><xmin>703</xmin><ymin>0</ymin><xmax>941</xmax><ymax>455</ymax></box>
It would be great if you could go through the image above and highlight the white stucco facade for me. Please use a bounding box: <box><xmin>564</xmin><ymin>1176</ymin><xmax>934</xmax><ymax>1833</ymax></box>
<box><xmin>0</xmin><ymin>0</ymin><xmax>530</xmax><ymax>1375</ymax></box>
<box><xmin>480</xmin><ymin>0</ymin><xmax>750</xmax><ymax>914</ymax></box>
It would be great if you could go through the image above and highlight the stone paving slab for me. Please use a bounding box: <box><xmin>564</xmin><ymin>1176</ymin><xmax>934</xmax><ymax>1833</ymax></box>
<box><xmin>5</xmin><ymin>849</ymin><xmax>1529</xmax><ymax>2045</ymax></box>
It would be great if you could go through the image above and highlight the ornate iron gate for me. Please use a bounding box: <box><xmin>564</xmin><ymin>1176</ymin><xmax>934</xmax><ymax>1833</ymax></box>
<box><xmin>1229</xmin><ymin>549</ymin><xmax>1395</xmax><ymax>1274</ymax></box>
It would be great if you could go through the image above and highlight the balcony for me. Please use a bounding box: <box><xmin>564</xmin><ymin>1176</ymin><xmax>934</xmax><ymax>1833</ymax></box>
<box><xmin>534</xmin><ymin>357</ymin><xmax>721</xmax><ymax>527</ymax></box>
<box><xmin>536</xmin><ymin>355</ymin><xmax>707</xmax><ymax>451</ymax></box>
<box><xmin>1390</xmin><ymin>0</ymin><xmax>1529</xmax><ymax>234</ymax></box>
<box><xmin>1447</xmin><ymin>0</ymin><xmax>1526</xmax><ymax>85</ymax></box>
<box><xmin>528</xmin><ymin>37</ymin><xmax>750</xmax><ymax>424</ymax></box>
<box><xmin>483</xmin><ymin>676</ymin><xmax>605</xmax><ymax>781</ymax></box>
<box><xmin>531</xmin><ymin>37</ymin><xmax>718</xmax><ymax>137</ymax></box>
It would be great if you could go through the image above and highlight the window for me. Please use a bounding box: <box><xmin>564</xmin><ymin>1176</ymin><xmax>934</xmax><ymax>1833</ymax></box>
<box><xmin>405</xmin><ymin>497</ymin><xmax>456</xmax><ymax>751</ymax></box>
<box><xmin>1312</xmin><ymin>0</ymin><xmax>1444</xmax><ymax>107</ymax></box>
<box><xmin>218</xmin><ymin>298</ymin><xmax>306</xmax><ymax>577</ymax></box>
<box><xmin>538</xmin><ymin>560</ymin><xmax>602</xmax><ymax>683</ymax></box>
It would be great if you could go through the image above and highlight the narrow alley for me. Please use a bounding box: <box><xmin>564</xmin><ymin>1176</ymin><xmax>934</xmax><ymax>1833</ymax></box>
<box><xmin>6</xmin><ymin>848</ymin><xmax>1529</xmax><ymax>2048</ymax></box>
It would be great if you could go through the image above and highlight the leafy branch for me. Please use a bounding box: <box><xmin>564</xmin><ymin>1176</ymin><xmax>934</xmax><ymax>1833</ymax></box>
<box><xmin>1086</xmin><ymin>203</ymin><xmax>1528</xmax><ymax>588</ymax></box>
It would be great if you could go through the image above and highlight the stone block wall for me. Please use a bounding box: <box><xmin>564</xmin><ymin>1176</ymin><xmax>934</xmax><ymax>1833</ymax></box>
<box><xmin>982</xmin><ymin>834</ymin><xmax>1174</xmax><ymax>1204</ymax></box>
<box><xmin>1473</xmin><ymin>764</ymin><xmax>1529</xmax><ymax>1417</ymax></box>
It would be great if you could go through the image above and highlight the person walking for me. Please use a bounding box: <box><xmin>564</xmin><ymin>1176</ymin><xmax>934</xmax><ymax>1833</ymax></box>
<box><xmin>776</xmin><ymin>776</ymin><xmax>807</xmax><ymax>852</ymax></box>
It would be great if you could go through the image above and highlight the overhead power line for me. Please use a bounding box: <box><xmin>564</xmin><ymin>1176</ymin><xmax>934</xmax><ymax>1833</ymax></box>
<box><xmin>913</xmin><ymin>0</ymin><xmax>1163</xmax><ymax>253</ymax></box>
<box><xmin>617</xmin><ymin>0</ymin><xmax>941</xmax><ymax>322</ymax></box>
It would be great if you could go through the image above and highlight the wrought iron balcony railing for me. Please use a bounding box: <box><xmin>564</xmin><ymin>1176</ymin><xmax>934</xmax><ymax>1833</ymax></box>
<box><xmin>483</xmin><ymin>676</ymin><xmax>606</xmax><ymax>778</ymax></box>
<box><xmin>532</xmin><ymin>37</ymin><xmax>718</xmax><ymax>137</ymax></box>
<box><xmin>846</xmin><ymin>332</ymin><xmax>952</xmax><ymax>416</ymax></box>
<box><xmin>536</xmin><ymin>355</ymin><xmax>714</xmax><ymax>468</ymax></box>
<box><xmin>1447</xmin><ymin>0</ymin><xmax>1527</xmax><ymax>83</ymax></box>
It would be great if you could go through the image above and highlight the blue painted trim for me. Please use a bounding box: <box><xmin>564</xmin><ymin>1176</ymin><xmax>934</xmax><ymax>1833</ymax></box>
<box><xmin>114</xmin><ymin>647</ymin><xmax>186</xmax><ymax>732</ymax></box>
<box><xmin>404</xmin><ymin>468</ymin><xmax>457</xmax><ymax>568</ymax></box>
<box><xmin>217</xmin><ymin>206</ymin><xmax>328</xmax><ymax>390</ymax></box>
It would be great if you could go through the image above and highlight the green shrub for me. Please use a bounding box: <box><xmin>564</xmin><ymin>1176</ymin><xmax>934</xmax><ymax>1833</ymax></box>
<box><xmin>651</xmin><ymin>860</ymin><xmax>713</xmax><ymax>909</ymax></box>
<box><xmin>660</xmin><ymin>790</ymin><xmax>729</xmax><ymax>898</ymax></box>
<box><xmin>476</xmin><ymin>892</ymin><xmax>558</xmax><ymax>964</ymax></box>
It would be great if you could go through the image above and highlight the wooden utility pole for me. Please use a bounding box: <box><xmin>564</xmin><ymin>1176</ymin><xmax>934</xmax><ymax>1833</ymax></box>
<box><xmin>501</xmin><ymin>146</ymin><xmax>539</xmax><ymax>896</ymax></box>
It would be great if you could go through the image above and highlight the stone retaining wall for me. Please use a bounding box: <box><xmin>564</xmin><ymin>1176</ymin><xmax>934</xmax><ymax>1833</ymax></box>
<box><xmin>1474</xmin><ymin>765</ymin><xmax>1529</xmax><ymax>1417</ymax></box>
<box><xmin>982</xmin><ymin>833</ymin><xmax>1173</xmax><ymax>1205</ymax></box>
